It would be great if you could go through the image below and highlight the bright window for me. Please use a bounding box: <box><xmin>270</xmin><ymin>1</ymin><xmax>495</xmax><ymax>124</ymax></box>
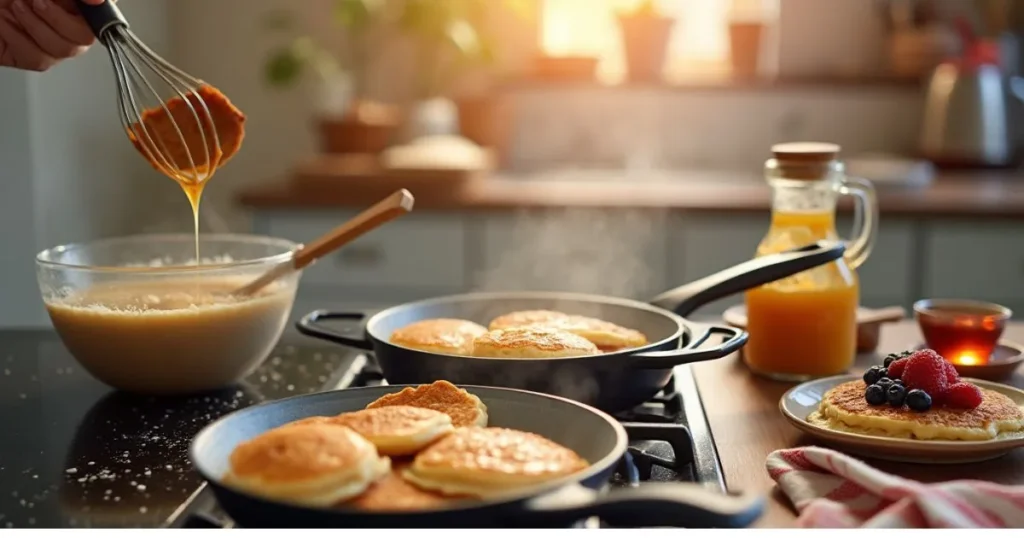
<box><xmin>540</xmin><ymin>0</ymin><xmax>776</xmax><ymax>84</ymax></box>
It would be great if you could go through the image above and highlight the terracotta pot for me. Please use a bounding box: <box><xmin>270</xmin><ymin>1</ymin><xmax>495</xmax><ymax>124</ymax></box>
<box><xmin>456</xmin><ymin>95</ymin><xmax>513</xmax><ymax>167</ymax></box>
<box><xmin>617</xmin><ymin>15</ymin><xmax>675</xmax><ymax>83</ymax></box>
<box><xmin>532</xmin><ymin>55</ymin><xmax>599</xmax><ymax>82</ymax></box>
<box><xmin>315</xmin><ymin>101</ymin><xmax>401</xmax><ymax>155</ymax></box>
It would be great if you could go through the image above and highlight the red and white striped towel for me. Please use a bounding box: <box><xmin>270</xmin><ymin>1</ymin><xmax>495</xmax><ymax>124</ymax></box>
<box><xmin>766</xmin><ymin>446</ymin><xmax>1024</xmax><ymax>528</ymax></box>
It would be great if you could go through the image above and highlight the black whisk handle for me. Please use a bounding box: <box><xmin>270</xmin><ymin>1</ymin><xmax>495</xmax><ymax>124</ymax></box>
<box><xmin>75</xmin><ymin>0</ymin><xmax>129</xmax><ymax>39</ymax></box>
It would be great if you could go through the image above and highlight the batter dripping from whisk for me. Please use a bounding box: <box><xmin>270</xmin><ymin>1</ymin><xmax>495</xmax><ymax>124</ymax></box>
<box><xmin>128</xmin><ymin>85</ymin><xmax>246</xmax><ymax>263</ymax></box>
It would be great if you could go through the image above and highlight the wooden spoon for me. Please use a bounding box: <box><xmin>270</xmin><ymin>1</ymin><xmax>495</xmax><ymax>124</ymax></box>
<box><xmin>232</xmin><ymin>189</ymin><xmax>415</xmax><ymax>297</ymax></box>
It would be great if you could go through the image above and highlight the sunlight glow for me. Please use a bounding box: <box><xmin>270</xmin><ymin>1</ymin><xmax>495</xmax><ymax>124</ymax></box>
<box><xmin>540</xmin><ymin>0</ymin><xmax>743</xmax><ymax>84</ymax></box>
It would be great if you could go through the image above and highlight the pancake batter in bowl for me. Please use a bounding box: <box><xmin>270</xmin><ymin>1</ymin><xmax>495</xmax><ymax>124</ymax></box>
<box><xmin>44</xmin><ymin>275</ymin><xmax>295</xmax><ymax>395</ymax></box>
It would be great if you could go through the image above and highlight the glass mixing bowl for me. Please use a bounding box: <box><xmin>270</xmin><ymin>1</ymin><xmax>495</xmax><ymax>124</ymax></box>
<box><xmin>36</xmin><ymin>234</ymin><xmax>301</xmax><ymax>395</ymax></box>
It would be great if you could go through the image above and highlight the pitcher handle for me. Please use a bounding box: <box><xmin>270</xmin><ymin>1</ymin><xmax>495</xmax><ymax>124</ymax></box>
<box><xmin>838</xmin><ymin>176</ymin><xmax>877</xmax><ymax>270</ymax></box>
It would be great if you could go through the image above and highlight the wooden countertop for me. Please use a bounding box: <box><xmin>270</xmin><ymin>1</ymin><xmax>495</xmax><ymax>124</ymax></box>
<box><xmin>238</xmin><ymin>169</ymin><xmax>1024</xmax><ymax>218</ymax></box>
<box><xmin>690</xmin><ymin>320</ymin><xmax>1024</xmax><ymax>528</ymax></box>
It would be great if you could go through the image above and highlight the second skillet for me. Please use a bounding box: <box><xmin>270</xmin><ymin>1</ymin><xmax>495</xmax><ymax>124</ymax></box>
<box><xmin>190</xmin><ymin>384</ymin><xmax>765</xmax><ymax>528</ymax></box>
<box><xmin>298</xmin><ymin>241</ymin><xmax>844</xmax><ymax>412</ymax></box>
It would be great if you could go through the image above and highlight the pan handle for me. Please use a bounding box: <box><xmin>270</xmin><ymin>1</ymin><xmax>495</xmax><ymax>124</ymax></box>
<box><xmin>628</xmin><ymin>324</ymin><xmax>748</xmax><ymax>370</ymax></box>
<box><xmin>650</xmin><ymin>240</ymin><xmax>846</xmax><ymax>317</ymax></box>
<box><xmin>295</xmin><ymin>310</ymin><xmax>373</xmax><ymax>351</ymax></box>
<box><xmin>523</xmin><ymin>482</ymin><xmax>764</xmax><ymax>528</ymax></box>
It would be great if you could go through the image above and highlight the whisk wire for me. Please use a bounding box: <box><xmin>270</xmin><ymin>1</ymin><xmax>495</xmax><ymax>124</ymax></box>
<box><xmin>120</xmin><ymin>34</ymin><xmax>207</xmax><ymax>182</ymax></box>
<box><xmin>105</xmin><ymin>36</ymin><xmax>178</xmax><ymax>178</ymax></box>
<box><xmin>110</xmin><ymin>34</ymin><xmax>191</xmax><ymax>179</ymax></box>
<box><xmin>90</xmin><ymin>13</ymin><xmax>223</xmax><ymax>185</ymax></box>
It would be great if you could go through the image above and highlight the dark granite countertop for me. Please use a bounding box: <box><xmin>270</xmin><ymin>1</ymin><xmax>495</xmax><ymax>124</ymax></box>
<box><xmin>0</xmin><ymin>330</ymin><xmax>360</xmax><ymax>528</ymax></box>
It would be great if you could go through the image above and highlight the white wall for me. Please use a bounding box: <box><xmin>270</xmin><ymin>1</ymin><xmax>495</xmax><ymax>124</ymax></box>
<box><xmin>0</xmin><ymin>71</ymin><xmax>44</xmax><ymax>326</ymax></box>
<box><xmin>0</xmin><ymin>0</ymin><xmax>171</xmax><ymax>327</ymax></box>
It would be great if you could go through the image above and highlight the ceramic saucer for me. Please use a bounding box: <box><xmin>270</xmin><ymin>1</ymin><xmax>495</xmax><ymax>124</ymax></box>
<box><xmin>780</xmin><ymin>375</ymin><xmax>1024</xmax><ymax>464</ymax></box>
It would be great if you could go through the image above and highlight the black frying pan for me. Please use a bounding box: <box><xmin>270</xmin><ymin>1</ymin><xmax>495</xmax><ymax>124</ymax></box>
<box><xmin>296</xmin><ymin>241</ymin><xmax>845</xmax><ymax>412</ymax></box>
<box><xmin>190</xmin><ymin>384</ymin><xmax>765</xmax><ymax>528</ymax></box>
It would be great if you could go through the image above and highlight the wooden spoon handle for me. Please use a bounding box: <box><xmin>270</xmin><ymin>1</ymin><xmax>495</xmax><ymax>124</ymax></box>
<box><xmin>292</xmin><ymin>189</ymin><xmax>414</xmax><ymax>270</ymax></box>
<box><xmin>231</xmin><ymin>189</ymin><xmax>414</xmax><ymax>298</ymax></box>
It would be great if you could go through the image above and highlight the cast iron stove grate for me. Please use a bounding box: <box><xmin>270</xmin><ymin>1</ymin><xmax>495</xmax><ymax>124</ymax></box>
<box><xmin>170</xmin><ymin>356</ymin><xmax>726</xmax><ymax>528</ymax></box>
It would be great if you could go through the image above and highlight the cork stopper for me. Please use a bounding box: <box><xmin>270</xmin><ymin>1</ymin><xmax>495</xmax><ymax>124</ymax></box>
<box><xmin>770</xmin><ymin>142</ymin><xmax>841</xmax><ymax>180</ymax></box>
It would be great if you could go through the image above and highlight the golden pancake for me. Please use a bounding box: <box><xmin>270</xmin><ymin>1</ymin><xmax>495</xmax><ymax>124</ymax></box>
<box><xmin>330</xmin><ymin>406</ymin><xmax>454</xmax><ymax>456</ymax></box>
<box><xmin>489</xmin><ymin>310</ymin><xmax>647</xmax><ymax>351</ymax></box>
<box><xmin>404</xmin><ymin>427</ymin><xmax>590</xmax><ymax>498</ymax></box>
<box><xmin>488</xmin><ymin>310</ymin><xmax>570</xmax><ymax>330</ymax></box>
<box><xmin>281</xmin><ymin>416</ymin><xmax>335</xmax><ymax>428</ymax></box>
<box><xmin>366</xmin><ymin>380</ymin><xmax>488</xmax><ymax>428</ymax></box>
<box><xmin>344</xmin><ymin>461</ymin><xmax>457</xmax><ymax>512</ymax></box>
<box><xmin>224</xmin><ymin>423</ymin><xmax>390</xmax><ymax>507</ymax></box>
<box><xmin>810</xmin><ymin>380</ymin><xmax>1024</xmax><ymax>441</ymax></box>
<box><xmin>389</xmin><ymin>319</ymin><xmax>488</xmax><ymax>356</ymax></box>
<box><xmin>472</xmin><ymin>327</ymin><xmax>599</xmax><ymax>359</ymax></box>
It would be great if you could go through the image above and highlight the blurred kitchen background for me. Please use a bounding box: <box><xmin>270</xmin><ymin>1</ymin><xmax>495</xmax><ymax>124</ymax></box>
<box><xmin>3</xmin><ymin>0</ymin><xmax>1024</xmax><ymax>327</ymax></box>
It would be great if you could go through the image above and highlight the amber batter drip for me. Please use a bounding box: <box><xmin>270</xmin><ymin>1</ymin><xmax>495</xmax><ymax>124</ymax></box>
<box><xmin>127</xmin><ymin>85</ymin><xmax>246</xmax><ymax>263</ymax></box>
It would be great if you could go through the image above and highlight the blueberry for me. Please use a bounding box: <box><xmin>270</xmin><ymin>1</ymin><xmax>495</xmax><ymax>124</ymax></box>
<box><xmin>906</xmin><ymin>389</ymin><xmax>932</xmax><ymax>412</ymax></box>
<box><xmin>892</xmin><ymin>378</ymin><xmax>904</xmax><ymax>386</ymax></box>
<box><xmin>886</xmin><ymin>384</ymin><xmax>907</xmax><ymax>407</ymax></box>
<box><xmin>862</xmin><ymin>365</ymin><xmax>885</xmax><ymax>385</ymax></box>
<box><xmin>883</xmin><ymin>353</ymin><xmax>900</xmax><ymax>368</ymax></box>
<box><xmin>877</xmin><ymin>377</ymin><xmax>894</xmax><ymax>390</ymax></box>
<box><xmin>864</xmin><ymin>384</ymin><xmax>887</xmax><ymax>406</ymax></box>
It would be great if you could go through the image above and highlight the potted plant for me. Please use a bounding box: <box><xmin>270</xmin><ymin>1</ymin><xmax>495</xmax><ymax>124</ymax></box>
<box><xmin>262</xmin><ymin>0</ymin><xmax>401</xmax><ymax>155</ymax></box>
<box><xmin>390</xmin><ymin>0</ymin><xmax>502</xmax><ymax>142</ymax></box>
<box><xmin>616</xmin><ymin>0</ymin><xmax>676</xmax><ymax>83</ymax></box>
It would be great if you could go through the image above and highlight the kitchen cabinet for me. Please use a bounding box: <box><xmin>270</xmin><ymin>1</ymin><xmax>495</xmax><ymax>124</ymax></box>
<box><xmin>263</xmin><ymin>211</ymin><xmax>469</xmax><ymax>290</ymax></box>
<box><xmin>668</xmin><ymin>214</ymin><xmax>916</xmax><ymax>316</ymax></box>
<box><xmin>251</xmin><ymin>209</ymin><xmax>1023</xmax><ymax>324</ymax></box>
<box><xmin>923</xmin><ymin>222</ymin><xmax>1024</xmax><ymax>314</ymax></box>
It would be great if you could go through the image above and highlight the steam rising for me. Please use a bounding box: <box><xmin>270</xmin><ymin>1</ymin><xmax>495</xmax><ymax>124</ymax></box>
<box><xmin>463</xmin><ymin>207</ymin><xmax>671</xmax><ymax>405</ymax></box>
<box><xmin>472</xmin><ymin>208</ymin><xmax>669</xmax><ymax>300</ymax></box>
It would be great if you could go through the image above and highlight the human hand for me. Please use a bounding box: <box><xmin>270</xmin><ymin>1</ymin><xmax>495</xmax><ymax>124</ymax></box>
<box><xmin>0</xmin><ymin>0</ymin><xmax>106</xmax><ymax>72</ymax></box>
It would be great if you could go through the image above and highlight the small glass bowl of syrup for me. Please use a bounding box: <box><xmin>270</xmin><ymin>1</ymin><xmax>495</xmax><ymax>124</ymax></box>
<box><xmin>913</xmin><ymin>299</ymin><xmax>1012</xmax><ymax>366</ymax></box>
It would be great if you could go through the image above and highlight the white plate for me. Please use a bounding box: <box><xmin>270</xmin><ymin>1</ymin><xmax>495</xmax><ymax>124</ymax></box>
<box><xmin>780</xmin><ymin>375</ymin><xmax>1024</xmax><ymax>464</ymax></box>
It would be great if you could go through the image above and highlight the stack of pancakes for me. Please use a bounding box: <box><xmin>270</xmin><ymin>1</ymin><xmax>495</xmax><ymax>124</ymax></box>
<box><xmin>811</xmin><ymin>380</ymin><xmax>1024</xmax><ymax>441</ymax></box>
<box><xmin>223</xmin><ymin>380</ymin><xmax>589</xmax><ymax>512</ymax></box>
<box><xmin>388</xmin><ymin>309</ymin><xmax>649</xmax><ymax>359</ymax></box>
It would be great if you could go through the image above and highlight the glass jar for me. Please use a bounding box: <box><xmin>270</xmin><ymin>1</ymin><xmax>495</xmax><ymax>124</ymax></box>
<box><xmin>743</xmin><ymin>142</ymin><xmax>878</xmax><ymax>380</ymax></box>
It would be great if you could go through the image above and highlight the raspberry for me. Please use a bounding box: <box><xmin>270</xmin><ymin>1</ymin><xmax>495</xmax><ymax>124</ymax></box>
<box><xmin>886</xmin><ymin>358</ymin><xmax>909</xmax><ymax>379</ymax></box>
<box><xmin>941</xmin><ymin>382</ymin><xmax>983</xmax><ymax>409</ymax></box>
<box><xmin>941</xmin><ymin>360</ymin><xmax>960</xmax><ymax>384</ymax></box>
<box><xmin>900</xmin><ymin>349</ymin><xmax>949</xmax><ymax>397</ymax></box>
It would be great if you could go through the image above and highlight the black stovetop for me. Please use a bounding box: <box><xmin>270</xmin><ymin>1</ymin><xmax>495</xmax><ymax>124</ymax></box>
<box><xmin>0</xmin><ymin>330</ymin><xmax>725</xmax><ymax>528</ymax></box>
<box><xmin>0</xmin><ymin>330</ymin><xmax>363</xmax><ymax>529</ymax></box>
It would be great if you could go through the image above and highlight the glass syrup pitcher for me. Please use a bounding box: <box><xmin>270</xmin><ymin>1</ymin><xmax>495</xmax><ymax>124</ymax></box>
<box><xmin>743</xmin><ymin>142</ymin><xmax>878</xmax><ymax>381</ymax></box>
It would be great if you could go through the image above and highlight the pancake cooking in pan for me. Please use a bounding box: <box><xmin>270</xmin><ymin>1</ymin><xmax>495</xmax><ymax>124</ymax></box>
<box><xmin>488</xmin><ymin>310</ymin><xmax>648</xmax><ymax>352</ymax></box>
<box><xmin>403</xmin><ymin>426</ymin><xmax>590</xmax><ymax>499</ymax></box>
<box><xmin>388</xmin><ymin>319</ymin><xmax>487</xmax><ymax>356</ymax></box>
<box><xmin>472</xmin><ymin>326</ymin><xmax>599</xmax><ymax>359</ymax></box>
<box><xmin>365</xmin><ymin>380</ymin><xmax>489</xmax><ymax>428</ymax></box>
<box><xmin>343</xmin><ymin>461</ymin><xmax>459</xmax><ymax>512</ymax></box>
<box><xmin>223</xmin><ymin>422</ymin><xmax>390</xmax><ymax>507</ymax></box>
<box><xmin>329</xmin><ymin>406</ymin><xmax>454</xmax><ymax>457</ymax></box>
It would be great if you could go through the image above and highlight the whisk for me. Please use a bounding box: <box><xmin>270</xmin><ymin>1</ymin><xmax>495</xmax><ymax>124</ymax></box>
<box><xmin>75</xmin><ymin>0</ymin><xmax>223</xmax><ymax>183</ymax></box>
